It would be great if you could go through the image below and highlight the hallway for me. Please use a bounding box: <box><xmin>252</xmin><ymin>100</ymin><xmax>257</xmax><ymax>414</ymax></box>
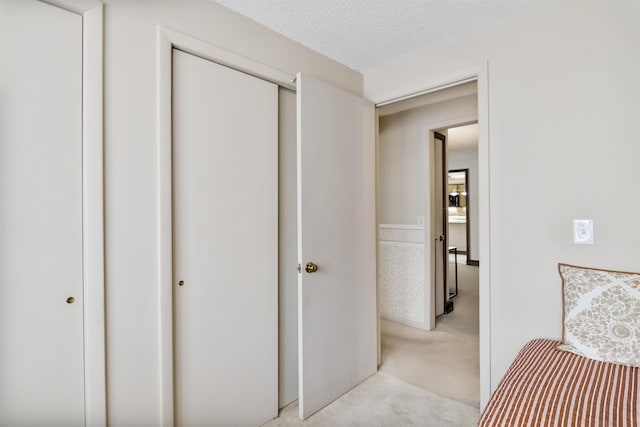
<box><xmin>380</xmin><ymin>258</ymin><xmax>480</xmax><ymax>407</ymax></box>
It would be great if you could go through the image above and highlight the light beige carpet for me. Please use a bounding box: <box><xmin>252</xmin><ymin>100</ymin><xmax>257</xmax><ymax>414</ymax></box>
<box><xmin>438</xmin><ymin>257</ymin><xmax>480</xmax><ymax>339</ymax></box>
<box><xmin>380</xmin><ymin>321</ymin><xmax>479</xmax><ymax>407</ymax></box>
<box><xmin>262</xmin><ymin>372</ymin><xmax>479</xmax><ymax>427</ymax></box>
<box><xmin>380</xmin><ymin>261</ymin><xmax>480</xmax><ymax>407</ymax></box>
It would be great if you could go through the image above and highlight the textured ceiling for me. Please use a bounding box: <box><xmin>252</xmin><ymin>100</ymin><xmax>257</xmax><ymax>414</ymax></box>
<box><xmin>214</xmin><ymin>0</ymin><xmax>561</xmax><ymax>72</ymax></box>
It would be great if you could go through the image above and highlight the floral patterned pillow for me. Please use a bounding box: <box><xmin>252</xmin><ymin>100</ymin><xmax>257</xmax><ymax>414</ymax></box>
<box><xmin>558</xmin><ymin>263</ymin><xmax>640</xmax><ymax>367</ymax></box>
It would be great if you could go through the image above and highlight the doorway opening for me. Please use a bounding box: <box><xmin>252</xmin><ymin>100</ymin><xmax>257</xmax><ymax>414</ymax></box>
<box><xmin>376</xmin><ymin>82</ymin><xmax>481</xmax><ymax>408</ymax></box>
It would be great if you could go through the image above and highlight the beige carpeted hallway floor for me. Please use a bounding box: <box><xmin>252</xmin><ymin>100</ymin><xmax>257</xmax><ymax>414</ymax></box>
<box><xmin>264</xmin><ymin>258</ymin><xmax>480</xmax><ymax>426</ymax></box>
<box><xmin>263</xmin><ymin>371</ymin><xmax>479</xmax><ymax>427</ymax></box>
<box><xmin>380</xmin><ymin>257</ymin><xmax>480</xmax><ymax>408</ymax></box>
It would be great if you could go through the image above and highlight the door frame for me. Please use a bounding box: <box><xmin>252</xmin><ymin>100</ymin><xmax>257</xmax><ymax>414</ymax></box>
<box><xmin>157</xmin><ymin>27</ymin><xmax>295</xmax><ymax>427</ymax></box>
<box><xmin>40</xmin><ymin>1</ymin><xmax>106</xmax><ymax>424</ymax></box>
<box><xmin>433</xmin><ymin>131</ymin><xmax>448</xmax><ymax>317</ymax></box>
<box><xmin>447</xmin><ymin>167</ymin><xmax>471</xmax><ymax>259</ymax></box>
<box><xmin>371</xmin><ymin>63</ymin><xmax>491</xmax><ymax>408</ymax></box>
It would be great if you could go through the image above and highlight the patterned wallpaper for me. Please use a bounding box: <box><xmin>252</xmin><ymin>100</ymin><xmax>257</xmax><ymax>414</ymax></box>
<box><xmin>379</xmin><ymin>225</ymin><xmax>425</xmax><ymax>327</ymax></box>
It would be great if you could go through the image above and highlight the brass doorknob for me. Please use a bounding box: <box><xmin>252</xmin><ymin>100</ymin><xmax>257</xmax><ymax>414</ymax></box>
<box><xmin>305</xmin><ymin>262</ymin><xmax>318</xmax><ymax>273</ymax></box>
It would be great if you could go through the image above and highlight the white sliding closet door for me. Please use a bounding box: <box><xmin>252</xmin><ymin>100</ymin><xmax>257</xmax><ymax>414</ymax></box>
<box><xmin>0</xmin><ymin>1</ymin><xmax>85</xmax><ymax>425</ymax></box>
<box><xmin>278</xmin><ymin>88</ymin><xmax>299</xmax><ymax>408</ymax></box>
<box><xmin>172</xmin><ymin>49</ymin><xmax>278</xmax><ymax>426</ymax></box>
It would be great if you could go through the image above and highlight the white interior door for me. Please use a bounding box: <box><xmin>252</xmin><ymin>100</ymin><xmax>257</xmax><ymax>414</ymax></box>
<box><xmin>172</xmin><ymin>49</ymin><xmax>278</xmax><ymax>426</ymax></box>
<box><xmin>297</xmin><ymin>73</ymin><xmax>377</xmax><ymax>419</ymax></box>
<box><xmin>0</xmin><ymin>1</ymin><xmax>85</xmax><ymax>425</ymax></box>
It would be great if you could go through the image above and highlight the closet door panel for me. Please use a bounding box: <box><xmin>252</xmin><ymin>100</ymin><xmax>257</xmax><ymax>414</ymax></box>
<box><xmin>278</xmin><ymin>88</ymin><xmax>298</xmax><ymax>408</ymax></box>
<box><xmin>172</xmin><ymin>49</ymin><xmax>278</xmax><ymax>426</ymax></box>
<box><xmin>0</xmin><ymin>1</ymin><xmax>85</xmax><ymax>425</ymax></box>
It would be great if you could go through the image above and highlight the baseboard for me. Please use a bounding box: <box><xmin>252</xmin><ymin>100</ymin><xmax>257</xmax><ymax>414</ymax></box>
<box><xmin>380</xmin><ymin>314</ymin><xmax>429</xmax><ymax>331</ymax></box>
<box><xmin>467</xmin><ymin>259</ymin><xmax>480</xmax><ymax>266</ymax></box>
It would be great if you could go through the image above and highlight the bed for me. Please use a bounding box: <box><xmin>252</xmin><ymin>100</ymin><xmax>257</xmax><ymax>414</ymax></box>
<box><xmin>479</xmin><ymin>263</ymin><xmax>640</xmax><ymax>426</ymax></box>
<box><xmin>478</xmin><ymin>338</ymin><xmax>638</xmax><ymax>426</ymax></box>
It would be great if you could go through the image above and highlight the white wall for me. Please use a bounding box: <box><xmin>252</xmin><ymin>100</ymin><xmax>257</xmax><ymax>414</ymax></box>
<box><xmin>378</xmin><ymin>94</ymin><xmax>478</xmax><ymax>224</ymax></box>
<box><xmin>366</xmin><ymin>0</ymin><xmax>640</xmax><ymax>391</ymax></box>
<box><xmin>448</xmin><ymin>147</ymin><xmax>479</xmax><ymax>260</ymax></box>
<box><xmin>103</xmin><ymin>1</ymin><xmax>362</xmax><ymax>424</ymax></box>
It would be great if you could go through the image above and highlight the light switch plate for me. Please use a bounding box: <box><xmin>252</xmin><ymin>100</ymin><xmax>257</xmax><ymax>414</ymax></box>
<box><xmin>573</xmin><ymin>219</ymin><xmax>594</xmax><ymax>245</ymax></box>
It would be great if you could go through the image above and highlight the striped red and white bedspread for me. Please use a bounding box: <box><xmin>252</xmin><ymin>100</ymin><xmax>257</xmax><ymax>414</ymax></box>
<box><xmin>478</xmin><ymin>339</ymin><xmax>639</xmax><ymax>426</ymax></box>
